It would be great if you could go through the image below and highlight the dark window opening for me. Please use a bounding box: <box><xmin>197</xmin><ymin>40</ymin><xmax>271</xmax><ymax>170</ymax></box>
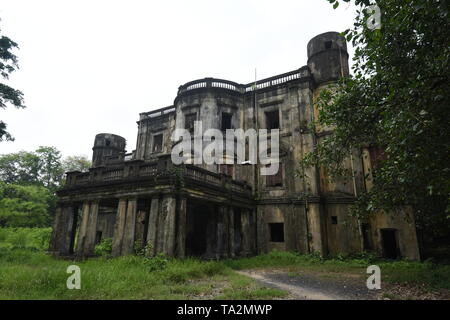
<box><xmin>95</xmin><ymin>231</ymin><xmax>102</xmax><ymax>245</ymax></box>
<box><xmin>185</xmin><ymin>113</ymin><xmax>196</xmax><ymax>133</ymax></box>
<box><xmin>219</xmin><ymin>164</ymin><xmax>233</xmax><ymax>177</ymax></box>
<box><xmin>331</xmin><ymin>216</ymin><xmax>338</xmax><ymax>225</ymax></box>
<box><xmin>368</xmin><ymin>146</ymin><xmax>386</xmax><ymax>168</ymax></box>
<box><xmin>325</xmin><ymin>41</ymin><xmax>333</xmax><ymax>49</ymax></box>
<box><xmin>105</xmin><ymin>139</ymin><xmax>111</xmax><ymax>146</ymax></box>
<box><xmin>152</xmin><ymin>134</ymin><xmax>163</xmax><ymax>153</ymax></box>
<box><xmin>265</xmin><ymin>110</ymin><xmax>280</xmax><ymax>130</ymax></box>
<box><xmin>361</xmin><ymin>223</ymin><xmax>372</xmax><ymax>250</ymax></box>
<box><xmin>269</xmin><ymin>223</ymin><xmax>284</xmax><ymax>242</ymax></box>
<box><xmin>221</xmin><ymin>112</ymin><xmax>232</xmax><ymax>131</ymax></box>
<box><xmin>381</xmin><ymin>229</ymin><xmax>399</xmax><ymax>259</ymax></box>
<box><xmin>266</xmin><ymin>165</ymin><xmax>283</xmax><ymax>187</ymax></box>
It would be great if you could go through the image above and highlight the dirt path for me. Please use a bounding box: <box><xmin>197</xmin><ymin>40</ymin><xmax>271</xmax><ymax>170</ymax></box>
<box><xmin>237</xmin><ymin>269</ymin><xmax>378</xmax><ymax>300</ymax></box>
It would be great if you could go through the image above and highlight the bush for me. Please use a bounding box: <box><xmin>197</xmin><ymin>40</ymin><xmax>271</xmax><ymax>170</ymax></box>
<box><xmin>143</xmin><ymin>253</ymin><xmax>169</xmax><ymax>272</ymax></box>
<box><xmin>94</xmin><ymin>238</ymin><xmax>112</xmax><ymax>256</ymax></box>
<box><xmin>0</xmin><ymin>227</ymin><xmax>52</xmax><ymax>250</ymax></box>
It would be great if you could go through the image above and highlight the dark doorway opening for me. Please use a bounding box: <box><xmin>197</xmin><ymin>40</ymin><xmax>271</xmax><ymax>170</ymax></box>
<box><xmin>269</xmin><ymin>223</ymin><xmax>284</xmax><ymax>242</ymax></box>
<box><xmin>381</xmin><ymin>229</ymin><xmax>399</xmax><ymax>259</ymax></box>
<box><xmin>362</xmin><ymin>223</ymin><xmax>372</xmax><ymax>250</ymax></box>
<box><xmin>186</xmin><ymin>204</ymin><xmax>210</xmax><ymax>256</ymax></box>
<box><xmin>69</xmin><ymin>205</ymin><xmax>80</xmax><ymax>254</ymax></box>
<box><xmin>234</xmin><ymin>209</ymin><xmax>242</xmax><ymax>255</ymax></box>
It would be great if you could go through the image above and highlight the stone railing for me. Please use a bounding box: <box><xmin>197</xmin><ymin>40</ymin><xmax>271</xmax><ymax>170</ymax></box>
<box><xmin>178</xmin><ymin>78</ymin><xmax>243</xmax><ymax>95</ymax></box>
<box><xmin>64</xmin><ymin>160</ymin><xmax>252</xmax><ymax>196</ymax></box>
<box><xmin>177</xmin><ymin>68</ymin><xmax>309</xmax><ymax>96</ymax></box>
<box><xmin>244</xmin><ymin>68</ymin><xmax>309</xmax><ymax>92</ymax></box>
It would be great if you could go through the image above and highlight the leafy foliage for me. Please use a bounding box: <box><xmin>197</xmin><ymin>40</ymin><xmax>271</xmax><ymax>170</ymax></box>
<box><xmin>0</xmin><ymin>19</ymin><xmax>25</xmax><ymax>141</ymax></box>
<box><xmin>0</xmin><ymin>227</ymin><xmax>52</xmax><ymax>250</ymax></box>
<box><xmin>0</xmin><ymin>182</ymin><xmax>52</xmax><ymax>227</ymax></box>
<box><xmin>303</xmin><ymin>0</ymin><xmax>449</xmax><ymax>239</ymax></box>
<box><xmin>94</xmin><ymin>237</ymin><xmax>113</xmax><ymax>256</ymax></box>
<box><xmin>62</xmin><ymin>155</ymin><xmax>91</xmax><ymax>172</ymax></box>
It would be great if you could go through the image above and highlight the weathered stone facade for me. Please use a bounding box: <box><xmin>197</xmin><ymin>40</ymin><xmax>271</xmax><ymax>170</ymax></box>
<box><xmin>50</xmin><ymin>32</ymin><xmax>420</xmax><ymax>260</ymax></box>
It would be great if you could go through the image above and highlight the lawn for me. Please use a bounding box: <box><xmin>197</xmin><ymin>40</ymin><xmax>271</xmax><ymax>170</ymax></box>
<box><xmin>1</xmin><ymin>227</ymin><xmax>449</xmax><ymax>300</ymax></box>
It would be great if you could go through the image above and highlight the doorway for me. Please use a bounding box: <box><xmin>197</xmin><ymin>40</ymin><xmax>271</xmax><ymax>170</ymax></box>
<box><xmin>186</xmin><ymin>204</ymin><xmax>210</xmax><ymax>256</ymax></box>
<box><xmin>381</xmin><ymin>229</ymin><xmax>399</xmax><ymax>259</ymax></box>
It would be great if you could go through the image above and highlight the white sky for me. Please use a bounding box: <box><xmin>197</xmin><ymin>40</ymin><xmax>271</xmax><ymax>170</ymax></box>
<box><xmin>0</xmin><ymin>0</ymin><xmax>357</xmax><ymax>159</ymax></box>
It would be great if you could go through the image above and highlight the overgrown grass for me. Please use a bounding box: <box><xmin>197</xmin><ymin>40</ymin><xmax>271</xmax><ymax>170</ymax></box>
<box><xmin>0</xmin><ymin>248</ymin><xmax>286</xmax><ymax>300</ymax></box>
<box><xmin>224</xmin><ymin>250</ymin><xmax>450</xmax><ymax>291</ymax></box>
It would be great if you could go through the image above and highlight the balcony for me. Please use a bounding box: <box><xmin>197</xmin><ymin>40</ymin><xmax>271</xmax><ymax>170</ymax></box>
<box><xmin>63</xmin><ymin>158</ymin><xmax>253</xmax><ymax>197</ymax></box>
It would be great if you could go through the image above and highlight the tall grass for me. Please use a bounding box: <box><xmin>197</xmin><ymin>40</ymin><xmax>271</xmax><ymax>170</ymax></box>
<box><xmin>0</xmin><ymin>227</ymin><xmax>51</xmax><ymax>250</ymax></box>
<box><xmin>0</xmin><ymin>249</ymin><xmax>285</xmax><ymax>300</ymax></box>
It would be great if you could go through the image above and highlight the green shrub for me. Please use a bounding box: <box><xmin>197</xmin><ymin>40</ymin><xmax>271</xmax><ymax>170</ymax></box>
<box><xmin>143</xmin><ymin>253</ymin><xmax>169</xmax><ymax>272</ymax></box>
<box><xmin>94</xmin><ymin>238</ymin><xmax>112</xmax><ymax>256</ymax></box>
<box><xmin>134</xmin><ymin>239</ymin><xmax>153</xmax><ymax>257</ymax></box>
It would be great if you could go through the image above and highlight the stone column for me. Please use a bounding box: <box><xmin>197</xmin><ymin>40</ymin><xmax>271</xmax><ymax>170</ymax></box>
<box><xmin>121</xmin><ymin>198</ymin><xmax>137</xmax><ymax>255</ymax></box>
<box><xmin>112</xmin><ymin>199</ymin><xmax>127</xmax><ymax>257</ymax></box>
<box><xmin>84</xmin><ymin>200</ymin><xmax>99</xmax><ymax>256</ymax></box>
<box><xmin>228</xmin><ymin>207</ymin><xmax>235</xmax><ymax>258</ymax></box>
<box><xmin>162</xmin><ymin>195</ymin><xmax>177</xmax><ymax>256</ymax></box>
<box><xmin>256</xmin><ymin>206</ymin><xmax>267</xmax><ymax>254</ymax></box>
<box><xmin>241</xmin><ymin>209</ymin><xmax>251</xmax><ymax>256</ymax></box>
<box><xmin>49</xmin><ymin>205</ymin><xmax>63</xmax><ymax>253</ymax></box>
<box><xmin>176</xmin><ymin>197</ymin><xmax>187</xmax><ymax>258</ymax></box>
<box><xmin>307</xmin><ymin>203</ymin><xmax>325</xmax><ymax>255</ymax></box>
<box><xmin>146</xmin><ymin>197</ymin><xmax>160</xmax><ymax>256</ymax></box>
<box><xmin>60</xmin><ymin>205</ymin><xmax>77</xmax><ymax>255</ymax></box>
<box><xmin>49</xmin><ymin>204</ymin><xmax>78</xmax><ymax>256</ymax></box>
<box><xmin>76</xmin><ymin>201</ymin><xmax>91</xmax><ymax>256</ymax></box>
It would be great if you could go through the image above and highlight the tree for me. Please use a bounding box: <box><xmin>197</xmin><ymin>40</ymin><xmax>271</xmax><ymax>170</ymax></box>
<box><xmin>0</xmin><ymin>18</ymin><xmax>25</xmax><ymax>141</ymax></box>
<box><xmin>35</xmin><ymin>146</ymin><xmax>64</xmax><ymax>191</ymax></box>
<box><xmin>0</xmin><ymin>151</ymin><xmax>40</xmax><ymax>185</ymax></box>
<box><xmin>0</xmin><ymin>181</ymin><xmax>51</xmax><ymax>227</ymax></box>
<box><xmin>302</xmin><ymin>0</ymin><xmax>449</xmax><ymax>255</ymax></box>
<box><xmin>62</xmin><ymin>155</ymin><xmax>91</xmax><ymax>172</ymax></box>
<box><xmin>0</xmin><ymin>146</ymin><xmax>64</xmax><ymax>191</ymax></box>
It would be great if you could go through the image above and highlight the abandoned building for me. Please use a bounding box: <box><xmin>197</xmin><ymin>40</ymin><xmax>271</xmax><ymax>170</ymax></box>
<box><xmin>49</xmin><ymin>32</ymin><xmax>420</xmax><ymax>260</ymax></box>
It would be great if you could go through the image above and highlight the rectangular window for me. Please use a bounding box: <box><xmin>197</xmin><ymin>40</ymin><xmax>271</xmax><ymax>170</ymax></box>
<box><xmin>266</xmin><ymin>165</ymin><xmax>283</xmax><ymax>187</ymax></box>
<box><xmin>331</xmin><ymin>216</ymin><xmax>338</xmax><ymax>225</ymax></box>
<box><xmin>221</xmin><ymin>112</ymin><xmax>232</xmax><ymax>131</ymax></box>
<box><xmin>265</xmin><ymin>110</ymin><xmax>280</xmax><ymax>130</ymax></box>
<box><xmin>185</xmin><ymin>113</ymin><xmax>196</xmax><ymax>133</ymax></box>
<box><xmin>152</xmin><ymin>134</ymin><xmax>163</xmax><ymax>153</ymax></box>
<box><xmin>269</xmin><ymin>223</ymin><xmax>284</xmax><ymax>242</ymax></box>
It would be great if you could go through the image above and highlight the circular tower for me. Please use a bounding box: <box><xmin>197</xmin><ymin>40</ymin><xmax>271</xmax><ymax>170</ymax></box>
<box><xmin>307</xmin><ymin>31</ymin><xmax>349</xmax><ymax>87</ymax></box>
<box><xmin>92</xmin><ymin>133</ymin><xmax>126</xmax><ymax>167</ymax></box>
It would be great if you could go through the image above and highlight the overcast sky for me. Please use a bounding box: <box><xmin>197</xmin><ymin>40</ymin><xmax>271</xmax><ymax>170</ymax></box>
<box><xmin>0</xmin><ymin>0</ymin><xmax>357</xmax><ymax>159</ymax></box>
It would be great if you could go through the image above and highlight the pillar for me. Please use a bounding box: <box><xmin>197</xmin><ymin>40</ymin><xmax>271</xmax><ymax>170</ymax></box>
<box><xmin>49</xmin><ymin>204</ymin><xmax>77</xmax><ymax>256</ymax></box>
<box><xmin>155</xmin><ymin>195</ymin><xmax>177</xmax><ymax>256</ymax></box>
<box><xmin>146</xmin><ymin>197</ymin><xmax>160</xmax><ymax>256</ymax></box>
<box><xmin>241</xmin><ymin>209</ymin><xmax>252</xmax><ymax>256</ymax></box>
<box><xmin>307</xmin><ymin>203</ymin><xmax>325</xmax><ymax>255</ymax></box>
<box><xmin>176</xmin><ymin>197</ymin><xmax>187</xmax><ymax>258</ymax></box>
<box><xmin>84</xmin><ymin>200</ymin><xmax>99</xmax><ymax>255</ymax></box>
<box><xmin>112</xmin><ymin>199</ymin><xmax>127</xmax><ymax>256</ymax></box>
<box><xmin>121</xmin><ymin>198</ymin><xmax>137</xmax><ymax>255</ymax></box>
<box><xmin>76</xmin><ymin>201</ymin><xmax>91</xmax><ymax>256</ymax></box>
<box><xmin>228</xmin><ymin>207</ymin><xmax>235</xmax><ymax>258</ymax></box>
<box><xmin>112</xmin><ymin>198</ymin><xmax>137</xmax><ymax>256</ymax></box>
